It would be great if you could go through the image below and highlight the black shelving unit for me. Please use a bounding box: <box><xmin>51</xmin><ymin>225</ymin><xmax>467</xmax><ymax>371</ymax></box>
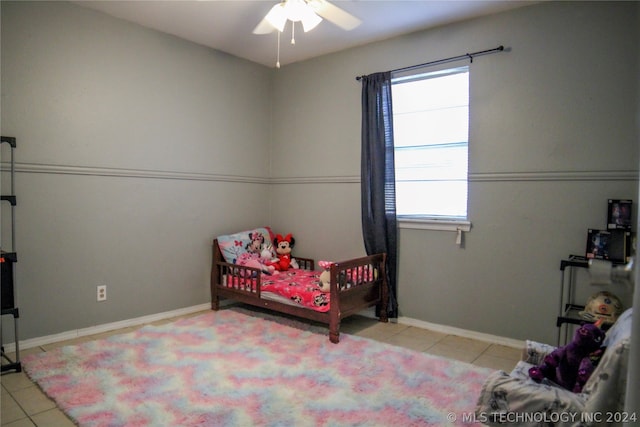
<box><xmin>556</xmin><ymin>256</ymin><xmax>590</xmax><ymax>346</ymax></box>
<box><xmin>555</xmin><ymin>255</ymin><xmax>618</xmax><ymax>346</ymax></box>
<box><xmin>1</xmin><ymin>135</ymin><xmax>21</xmax><ymax>373</ymax></box>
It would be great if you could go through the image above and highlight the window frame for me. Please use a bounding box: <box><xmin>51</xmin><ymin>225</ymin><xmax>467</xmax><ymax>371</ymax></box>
<box><xmin>391</xmin><ymin>64</ymin><xmax>472</xmax><ymax>233</ymax></box>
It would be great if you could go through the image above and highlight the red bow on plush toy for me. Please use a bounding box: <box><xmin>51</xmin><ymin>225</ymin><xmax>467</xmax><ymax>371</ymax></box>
<box><xmin>268</xmin><ymin>233</ymin><xmax>296</xmax><ymax>271</ymax></box>
<box><xmin>276</xmin><ymin>233</ymin><xmax>293</xmax><ymax>243</ymax></box>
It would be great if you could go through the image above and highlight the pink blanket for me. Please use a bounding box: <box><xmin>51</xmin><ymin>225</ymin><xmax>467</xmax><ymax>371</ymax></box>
<box><xmin>224</xmin><ymin>265</ymin><xmax>376</xmax><ymax>312</ymax></box>
<box><xmin>225</xmin><ymin>269</ymin><xmax>330</xmax><ymax>312</ymax></box>
<box><xmin>262</xmin><ymin>269</ymin><xmax>330</xmax><ymax>311</ymax></box>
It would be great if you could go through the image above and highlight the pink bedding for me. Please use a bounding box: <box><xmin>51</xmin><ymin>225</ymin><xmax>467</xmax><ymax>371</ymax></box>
<box><xmin>224</xmin><ymin>265</ymin><xmax>376</xmax><ymax>312</ymax></box>
<box><xmin>225</xmin><ymin>269</ymin><xmax>331</xmax><ymax>312</ymax></box>
<box><xmin>262</xmin><ymin>270</ymin><xmax>330</xmax><ymax>311</ymax></box>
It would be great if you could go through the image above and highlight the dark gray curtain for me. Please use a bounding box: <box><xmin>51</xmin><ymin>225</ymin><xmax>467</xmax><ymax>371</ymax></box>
<box><xmin>360</xmin><ymin>72</ymin><xmax>398</xmax><ymax>318</ymax></box>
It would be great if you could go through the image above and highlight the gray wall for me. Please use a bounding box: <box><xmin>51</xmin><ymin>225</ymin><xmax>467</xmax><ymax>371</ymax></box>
<box><xmin>1</xmin><ymin>1</ymin><xmax>272</xmax><ymax>339</ymax></box>
<box><xmin>2</xmin><ymin>1</ymin><xmax>638</xmax><ymax>345</ymax></box>
<box><xmin>270</xmin><ymin>1</ymin><xmax>639</xmax><ymax>344</ymax></box>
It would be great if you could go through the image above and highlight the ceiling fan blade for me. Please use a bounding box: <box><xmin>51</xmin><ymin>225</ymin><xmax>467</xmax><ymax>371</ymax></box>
<box><xmin>253</xmin><ymin>17</ymin><xmax>277</xmax><ymax>34</ymax></box>
<box><xmin>308</xmin><ymin>0</ymin><xmax>361</xmax><ymax>31</ymax></box>
<box><xmin>253</xmin><ymin>3</ymin><xmax>286</xmax><ymax>34</ymax></box>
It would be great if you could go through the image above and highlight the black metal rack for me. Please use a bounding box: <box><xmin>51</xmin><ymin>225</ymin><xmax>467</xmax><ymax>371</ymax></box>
<box><xmin>1</xmin><ymin>135</ymin><xmax>21</xmax><ymax>373</ymax></box>
<box><xmin>555</xmin><ymin>255</ymin><xmax>618</xmax><ymax>346</ymax></box>
<box><xmin>556</xmin><ymin>256</ymin><xmax>590</xmax><ymax>345</ymax></box>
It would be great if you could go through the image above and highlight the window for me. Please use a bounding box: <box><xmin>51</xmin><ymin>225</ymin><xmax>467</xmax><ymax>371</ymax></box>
<box><xmin>392</xmin><ymin>66</ymin><xmax>469</xmax><ymax>222</ymax></box>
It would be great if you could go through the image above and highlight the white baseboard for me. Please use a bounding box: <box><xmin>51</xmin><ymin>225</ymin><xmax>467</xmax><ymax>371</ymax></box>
<box><xmin>356</xmin><ymin>307</ymin><xmax>524</xmax><ymax>348</ymax></box>
<box><xmin>4</xmin><ymin>302</ymin><xmax>524</xmax><ymax>353</ymax></box>
<box><xmin>397</xmin><ymin>316</ymin><xmax>525</xmax><ymax>349</ymax></box>
<box><xmin>3</xmin><ymin>303</ymin><xmax>214</xmax><ymax>353</ymax></box>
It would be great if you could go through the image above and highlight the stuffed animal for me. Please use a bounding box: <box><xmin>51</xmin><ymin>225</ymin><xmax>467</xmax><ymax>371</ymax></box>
<box><xmin>238</xmin><ymin>233</ymin><xmax>276</xmax><ymax>275</ymax></box>
<box><xmin>260</xmin><ymin>242</ymin><xmax>277</xmax><ymax>262</ymax></box>
<box><xmin>579</xmin><ymin>291</ymin><xmax>623</xmax><ymax>325</ymax></box>
<box><xmin>528</xmin><ymin>322</ymin><xmax>605</xmax><ymax>393</ymax></box>
<box><xmin>317</xmin><ymin>260</ymin><xmax>333</xmax><ymax>292</ymax></box>
<box><xmin>268</xmin><ymin>233</ymin><xmax>296</xmax><ymax>272</ymax></box>
<box><xmin>236</xmin><ymin>252</ymin><xmax>275</xmax><ymax>275</ymax></box>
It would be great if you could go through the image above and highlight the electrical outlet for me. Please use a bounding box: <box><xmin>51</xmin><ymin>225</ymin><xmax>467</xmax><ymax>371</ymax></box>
<box><xmin>97</xmin><ymin>285</ymin><xmax>107</xmax><ymax>302</ymax></box>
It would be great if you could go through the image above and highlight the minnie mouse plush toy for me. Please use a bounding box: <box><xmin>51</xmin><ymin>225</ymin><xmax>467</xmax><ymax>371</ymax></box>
<box><xmin>268</xmin><ymin>234</ymin><xmax>295</xmax><ymax>272</ymax></box>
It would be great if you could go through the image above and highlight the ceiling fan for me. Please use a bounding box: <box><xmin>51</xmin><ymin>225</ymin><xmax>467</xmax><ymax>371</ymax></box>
<box><xmin>253</xmin><ymin>0</ymin><xmax>361</xmax><ymax>68</ymax></box>
<box><xmin>253</xmin><ymin>0</ymin><xmax>361</xmax><ymax>35</ymax></box>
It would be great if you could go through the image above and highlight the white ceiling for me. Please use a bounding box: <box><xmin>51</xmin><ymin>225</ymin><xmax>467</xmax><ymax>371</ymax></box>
<box><xmin>74</xmin><ymin>1</ymin><xmax>537</xmax><ymax>68</ymax></box>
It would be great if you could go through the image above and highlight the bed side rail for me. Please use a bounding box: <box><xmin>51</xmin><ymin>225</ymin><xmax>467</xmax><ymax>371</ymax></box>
<box><xmin>215</xmin><ymin>260</ymin><xmax>264</xmax><ymax>296</ymax></box>
<box><xmin>294</xmin><ymin>256</ymin><xmax>314</xmax><ymax>270</ymax></box>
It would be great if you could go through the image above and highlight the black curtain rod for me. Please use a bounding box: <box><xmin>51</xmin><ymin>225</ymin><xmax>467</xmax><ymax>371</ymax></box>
<box><xmin>356</xmin><ymin>45</ymin><xmax>504</xmax><ymax>81</ymax></box>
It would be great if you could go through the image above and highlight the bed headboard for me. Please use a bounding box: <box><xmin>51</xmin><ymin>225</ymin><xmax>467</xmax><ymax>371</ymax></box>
<box><xmin>212</xmin><ymin>238</ymin><xmax>223</xmax><ymax>263</ymax></box>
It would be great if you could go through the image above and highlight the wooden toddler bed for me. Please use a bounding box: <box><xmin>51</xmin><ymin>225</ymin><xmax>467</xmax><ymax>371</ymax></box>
<box><xmin>210</xmin><ymin>227</ymin><xmax>388</xmax><ymax>343</ymax></box>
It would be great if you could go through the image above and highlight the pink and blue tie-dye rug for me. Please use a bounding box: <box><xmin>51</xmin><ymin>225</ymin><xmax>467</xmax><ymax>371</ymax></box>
<box><xmin>23</xmin><ymin>307</ymin><xmax>493</xmax><ymax>426</ymax></box>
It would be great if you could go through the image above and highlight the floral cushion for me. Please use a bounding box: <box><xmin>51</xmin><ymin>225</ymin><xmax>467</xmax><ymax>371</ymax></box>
<box><xmin>217</xmin><ymin>227</ymin><xmax>273</xmax><ymax>264</ymax></box>
<box><xmin>602</xmin><ymin>307</ymin><xmax>632</xmax><ymax>348</ymax></box>
<box><xmin>582</xmin><ymin>307</ymin><xmax>632</xmax><ymax>416</ymax></box>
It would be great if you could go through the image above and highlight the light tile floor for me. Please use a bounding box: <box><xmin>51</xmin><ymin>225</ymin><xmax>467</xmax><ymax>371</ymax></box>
<box><xmin>1</xmin><ymin>309</ymin><xmax>522</xmax><ymax>426</ymax></box>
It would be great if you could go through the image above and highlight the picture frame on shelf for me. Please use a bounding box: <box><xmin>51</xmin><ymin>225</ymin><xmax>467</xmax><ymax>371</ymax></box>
<box><xmin>609</xmin><ymin>229</ymin><xmax>633</xmax><ymax>263</ymax></box>
<box><xmin>586</xmin><ymin>228</ymin><xmax>632</xmax><ymax>263</ymax></box>
<box><xmin>586</xmin><ymin>229</ymin><xmax>611</xmax><ymax>260</ymax></box>
<box><xmin>607</xmin><ymin>199</ymin><xmax>632</xmax><ymax>230</ymax></box>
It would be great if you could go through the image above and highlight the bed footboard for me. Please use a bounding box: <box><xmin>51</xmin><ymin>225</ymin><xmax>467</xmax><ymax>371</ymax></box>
<box><xmin>328</xmin><ymin>253</ymin><xmax>388</xmax><ymax>343</ymax></box>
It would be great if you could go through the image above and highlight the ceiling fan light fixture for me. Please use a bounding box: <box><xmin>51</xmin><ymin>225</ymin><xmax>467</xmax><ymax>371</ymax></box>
<box><xmin>284</xmin><ymin>0</ymin><xmax>322</xmax><ymax>32</ymax></box>
<box><xmin>263</xmin><ymin>0</ymin><xmax>322</xmax><ymax>33</ymax></box>
<box><xmin>300</xmin><ymin>11</ymin><xmax>322</xmax><ymax>32</ymax></box>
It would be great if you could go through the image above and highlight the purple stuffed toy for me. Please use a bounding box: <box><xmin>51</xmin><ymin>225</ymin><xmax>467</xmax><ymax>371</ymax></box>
<box><xmin>529</xmin><ymin>323</ymin><xmax>605</xmax><ymax>393</ymax></box>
